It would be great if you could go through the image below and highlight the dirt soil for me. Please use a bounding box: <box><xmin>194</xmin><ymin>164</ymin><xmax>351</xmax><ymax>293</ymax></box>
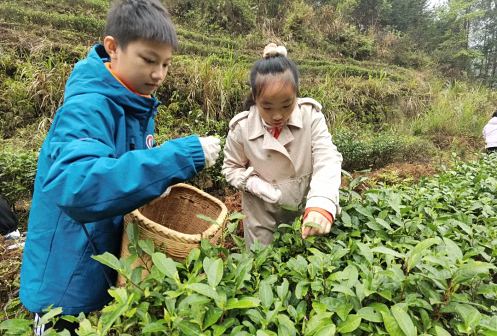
<box><xmin>0</xmin><ymin>238</ymin><xmax>23</xmax><ymax>314</ymax></box>
<box><xmin>365</xmin><ymin>162</ymin><xmax>438</xmax><ymax>183</ymax></box>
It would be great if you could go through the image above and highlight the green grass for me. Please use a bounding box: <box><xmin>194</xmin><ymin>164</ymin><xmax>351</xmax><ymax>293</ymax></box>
<box><xmin>410</xmin><ymin>80</ymin><xmax>496</xmax><ymax>139</ymax></box>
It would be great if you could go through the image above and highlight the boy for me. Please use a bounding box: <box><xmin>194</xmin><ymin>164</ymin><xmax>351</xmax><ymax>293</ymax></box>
<box><xmin>20</xmin><ymin>0</ymin><xmax>221</xmax><ymax>333</ymax></box>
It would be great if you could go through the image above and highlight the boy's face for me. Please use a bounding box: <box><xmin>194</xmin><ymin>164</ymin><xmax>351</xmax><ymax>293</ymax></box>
<box><xmin>255</xmin><ymin>76</ymin><xmax>297</xmax><ymax>128</ymax></box>
<box><xmin>105</xmin><ymin>37</ymin><xmax>173</xmax><ymax>95</ymax></box>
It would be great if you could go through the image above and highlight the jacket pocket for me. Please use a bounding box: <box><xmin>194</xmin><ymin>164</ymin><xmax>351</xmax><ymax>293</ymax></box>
<box><xmin>273</xmin><ymin>173</ymin><xmax>312</xmax><ymax>210</ymax></box>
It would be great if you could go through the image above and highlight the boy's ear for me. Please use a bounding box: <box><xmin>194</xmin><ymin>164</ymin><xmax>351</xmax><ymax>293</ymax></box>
<box><xmin>103</xmin><ymin>36</ymin><xmax>119</xmax><ymax>60</ymax></box>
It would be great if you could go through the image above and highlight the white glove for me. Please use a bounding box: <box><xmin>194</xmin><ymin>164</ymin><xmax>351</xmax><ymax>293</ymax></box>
<box><xmin>199</xmin><ymin>136</ymin><xmax>221</xmax><ymax>168</ymax></box>
<box><xmin>246</xmin><ymin>175</ymin><xmax>282</xmax><ymax>204</ymax></box>
<box><xmin>160</xmin><ymin>186</ymin><xmax>173</xmax><ymax>198</ymax></box>
<box><xmin>302</xmin><ymin>211</ymin><xmax>333</xmax><ymax>239</ymax></box>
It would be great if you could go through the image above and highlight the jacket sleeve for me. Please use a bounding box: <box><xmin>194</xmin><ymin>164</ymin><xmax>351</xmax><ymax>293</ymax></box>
<box><xmin>41</xmin><ymin>97</ymin><xmax>205</xmax><ymax>223</ymax></box>
<box><xmin>305</xmin><ymin>110</ymin><xmax>343</xmax><ymax>217</ymax></box>
<box><xmin>222</xmin><ymin>126</ymin><xmax>252</xmax><ymax>190</ymax></box>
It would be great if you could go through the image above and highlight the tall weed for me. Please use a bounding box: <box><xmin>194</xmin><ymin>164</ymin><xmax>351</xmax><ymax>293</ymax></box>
<box><xmin>411</xmin><ymin>80</ymin><xmax>497</xmax><ymax>139</ymax></box>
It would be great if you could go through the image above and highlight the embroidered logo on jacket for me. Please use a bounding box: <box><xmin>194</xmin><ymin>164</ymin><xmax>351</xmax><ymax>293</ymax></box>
<box><xmin>146</xmin><ymin>134</ymin><xmax>154</xmax><ymax>149</ymax></box>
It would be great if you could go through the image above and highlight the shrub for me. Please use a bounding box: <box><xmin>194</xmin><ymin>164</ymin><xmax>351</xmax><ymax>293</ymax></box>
<box><xmin>282</xmin><ymin>1</ymin><xmax>317</xmax><ymax>44</ymax></box>
<box><xmin>169</xmin><ymin>0</ymin><xmax>256</xmax><ymax>34</ymax></box>
<box><xmin>0</xmin><ymin>145</ymin><xmax>37</xmax><ymax>204</ymax></box>
<box><xmin>334</xmin><ymin>128</ymin><xmax>409</xmax><ymax>171</ymax></box>
<box><xmin>3</xmin><ymin>155</ymin><xmax>497</xmax><ymax>335</ymax></box>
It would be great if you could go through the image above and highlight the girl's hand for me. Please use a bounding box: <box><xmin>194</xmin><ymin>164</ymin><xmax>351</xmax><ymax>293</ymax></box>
<box><xmin>245</xmin><ymin>176</ymin><xmax>282</xmax><ymax>204</ymax></box>
<box><xmin>302</xmin><ymin>211</ymin><xmax>332</xmax><ymax>239</ymax></box>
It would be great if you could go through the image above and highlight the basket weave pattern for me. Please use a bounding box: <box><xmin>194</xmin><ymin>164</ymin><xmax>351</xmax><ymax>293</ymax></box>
<box><xmin>120</xmin><ymin>183</ymin><xmax>228</xmax><ymax>262</ymax></box>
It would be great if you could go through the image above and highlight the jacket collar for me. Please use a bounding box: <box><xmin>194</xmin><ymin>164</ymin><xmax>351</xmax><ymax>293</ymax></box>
<box><xmin>248</xmin><ymin>102</ymin><xmax>303</xmax><ymax>141</ymax></box>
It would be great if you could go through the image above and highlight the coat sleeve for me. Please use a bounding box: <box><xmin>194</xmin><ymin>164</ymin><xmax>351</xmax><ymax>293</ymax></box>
<box><xmin>305</xmin><ymin>110</ymin><xmax>343</xmax><ymax>217</ymax></box>
<box><xmin>41</xmin><ymin>97</ymin><xmax>205</xmax><ymax>223</ymax></box>
<box><xmin>222</xmin><ymin>126</ymin><xmax>253</xmax><ymax>190</ymax></box>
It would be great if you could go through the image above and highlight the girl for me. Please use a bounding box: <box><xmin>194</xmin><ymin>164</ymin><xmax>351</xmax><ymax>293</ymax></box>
<box><xmin>222</xmin><ymin>43</ymin><xmax>343</xmax><ymax>247</ymax></box>
<box><xmin>483</xmin><ymin>110</ymin><xmax>497</xmax><ymax>153</ymax></box>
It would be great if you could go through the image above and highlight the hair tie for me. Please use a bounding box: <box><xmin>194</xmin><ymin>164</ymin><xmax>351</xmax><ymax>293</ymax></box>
<box><xmin>262</xmin><ymin>43</ymin><xmax>287</xmax><ymax>59</ymax></box>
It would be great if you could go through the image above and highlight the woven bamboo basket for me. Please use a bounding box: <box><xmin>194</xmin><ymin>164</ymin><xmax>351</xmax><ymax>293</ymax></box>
<box><xmin>118</xmin><ymin>183</ymin><xmax>227</xmax><ymax>285</ymax></box>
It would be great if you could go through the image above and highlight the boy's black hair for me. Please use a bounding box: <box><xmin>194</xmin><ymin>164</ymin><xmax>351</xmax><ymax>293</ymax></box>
<box><xmin>105</xmin><ymin>0</ymin><xmax>178</xmax><ymax>50</ymax></box>
<box><xmin>244</xmin><ymin>55</ymin><xmax>300</xmax><ymax>110</ymax></box>
<box><xmin>493</xmin><ymin>110</ymin><xmax>497</xmax><ymax>118</ymax></box>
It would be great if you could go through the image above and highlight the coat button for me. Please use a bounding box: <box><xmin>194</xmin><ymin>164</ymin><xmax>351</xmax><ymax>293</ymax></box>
<box><xmin>272</xmin><ymin>179</ymin><xmax>277</xmax><ymax>183</ymax></box>
<box><xmin>290</xmin><ymin>175</ymin><xmax>295</xmax><ymax>178</ymax></box>
<box><xmin>267</xmin><ymin>154</ymin><xmax>271</xmax><ymax>158</ymax></box>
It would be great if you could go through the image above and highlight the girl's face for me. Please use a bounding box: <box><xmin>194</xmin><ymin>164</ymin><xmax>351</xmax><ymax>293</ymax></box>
<box><xmin>255</xmin><ymin>77</ymin><xmax>297</xmax><ymax>128</ymax></box>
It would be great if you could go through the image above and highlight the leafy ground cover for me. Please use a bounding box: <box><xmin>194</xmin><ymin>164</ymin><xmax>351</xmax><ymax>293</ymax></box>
<box><xmin>2</xmin><ymin>154</ymin><xmax>496</xmax><ymax>335</ymax></box>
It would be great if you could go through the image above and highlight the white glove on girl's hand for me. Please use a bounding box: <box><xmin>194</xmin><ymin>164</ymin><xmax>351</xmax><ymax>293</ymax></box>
<box><xmin>301</xmin><ymin>211</ymin><xmax>332</xmax><ymax>239</ymax></box>
<box><xmin>246</xmin><ymin>176</ymin><xmax>282</xmax><ymax>204</ymax></box>
<box><xmin>199</xmin><ymin>136</ymin><xmax>221</xmax><ymax>168</ymax></box>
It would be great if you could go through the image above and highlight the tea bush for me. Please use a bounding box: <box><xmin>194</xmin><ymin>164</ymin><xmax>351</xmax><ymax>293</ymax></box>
<box><xmin>0</xmin><ymin>145</ymin><xmax>37</xmax><ymax>205</ymax></box>
<box><xmin>334</xmin><ymin>129</ymin><xmax>412</xmax><ymax>171</ymax></box>
<box><xmin>2</xmin><ymin>154</ymin><xmax>496</xmax><ymax>335</ymax></box>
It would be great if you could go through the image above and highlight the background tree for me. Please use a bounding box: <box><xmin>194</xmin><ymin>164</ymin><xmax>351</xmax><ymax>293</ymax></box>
<box><xmin>470</xmin><ymin>0</ymin><xmax>497</xmax><ymax>86</ymax></box>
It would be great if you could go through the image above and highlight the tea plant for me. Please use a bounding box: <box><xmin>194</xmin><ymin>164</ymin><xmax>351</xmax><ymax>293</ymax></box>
<box><xmin>2</xmin><ymin>154</ymin><xmax>497</xmax><ymax>335</ymax></box>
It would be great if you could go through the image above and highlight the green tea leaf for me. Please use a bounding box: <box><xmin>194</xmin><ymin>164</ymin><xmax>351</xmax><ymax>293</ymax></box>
<box><xmin>187</xmin><ymin>283</ymin><xmax>218</xmax><ymax>300</ymax></box>
<box><xmin>259</xmin><ymin>280</ymin><xmax>274</xmax><ymax>308</ymax></box>
<box><xmin>152</xmin><ymin>252</ymin><xmax>178</xmax><ymax>280</ymax></box>
<box><xmin>337</xmin><ymin>314</ymin><xmax>361</xmax><ymax>333</ymax></box>
<box><xmin>92</xmin><ymin>252</ymin><xmax>122</xmax><ymax>271</ymax></box>
<box><xmin>204</xmin><ymin>257</ymin><xmax>224</xmax><ymax>288</ymax></box>
<box><xmin>177</xmin><ymin>320</ymin><xmax>201</xmax><ymax>335</ymax></box>
<box><xmin>225</xmin><ymin>297</ymin><xmax>260</xmax><ymax>310</ymax></box>
<box><xmin>406</xmin><ymin>237</ymin><xmax>441</xmax><ymax>272</ymax></box>
<box><xmin>40</xmin><ymin>307</ymin><xmax>63</xmax><ymax>324</ymax></box>
<box><xmin>204</xmin><ymin>307</ymin><xmax>223</xmax><ymax>329</ymax></box>
<box><xmin>381</xmin><ymin>310</ymin><xmax>405</xmax><ymax>336</ymax></box>
<box><xmin>391</xmin><ymin>304</ymin><xmax>416</xmax><ymax>336</ymax></box>
<box><xmin>276</xmin><ymin>315</ymin><xmax>297</xmax><ymax>336</ymax></box>
<box><xmin>432</xmin><ymin>325</ymin><xmax>452</xmax><ymax>336</ymax></box>
<box><xmin>454</xmin><ymin>303</ymin><xmax>482</xmax><ymax>331</ymax></box>
<box><xmin>142</xmin><ymin>321</ymin><xmax>167</xmax><ymax>333</ymax></box>
<box><xmin>305</xmin><ymin>312</ymin><xmax>333</xmax><ymax>335</ymax></box>
<box><xmin>452</xmin><ymin>261</ymin><xmax>495</xmax><ymax>285</ymax></box>
<box><xmin>314</xmin><ymin>324</ymin><xmax>336</xmax><ymax>336</ymax></box>
<box><xmin>0</xmin><ymin>319</ymin><xmax>32</xmax><ymax>333</ymax></box>
<box><xmin>371</xmin><ymin>246</ymin><xmax>403</xmax><ymax>258</ymax></box>
<box><xmin>137</xmin><ymin>239</ymin><xmax>154</xmax><ymax>256</ymax></box>
<box><xmin>357</xmin><ymin>306</ymin><xmax>383</xmax><ymax>323</ymax></box>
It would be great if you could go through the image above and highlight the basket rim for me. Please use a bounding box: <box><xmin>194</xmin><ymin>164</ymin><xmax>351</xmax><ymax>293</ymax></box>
<box><xmin>129</xmin><ymin>183</ymin><xmax>228</xmax><ymax>243</ymax></box>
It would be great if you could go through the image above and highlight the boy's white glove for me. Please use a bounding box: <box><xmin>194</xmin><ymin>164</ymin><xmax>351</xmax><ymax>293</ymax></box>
<box><xmin>199</xmin><ymin>136</ymin><xmax>221</xmax><ymax>168</ymax></box>
<box><xmin>246</xmin><ymin>175</ymin><xmax>282</xmax><ymax>204</ymax></box>
<box><xmin>160</xmin><ymin>186</ymin><xmax>173</xmax><ymax>198</ymax></box>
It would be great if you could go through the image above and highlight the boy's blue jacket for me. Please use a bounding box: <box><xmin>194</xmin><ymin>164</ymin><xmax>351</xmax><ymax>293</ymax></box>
<box><xmin>20</xmin><ymin>44</ymin><xmax>205</xmax><ymax>315</ymax></box>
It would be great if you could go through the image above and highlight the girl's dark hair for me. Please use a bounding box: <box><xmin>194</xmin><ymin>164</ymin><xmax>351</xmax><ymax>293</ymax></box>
<box><xmin>243</xmin><ymin>53</ymin><xmax>300</xmax><ymax>110</ymax></box>
<box><xmin>105</xmin><ymin>0</ymin><xmax>178</xmax><ymax>50</ymax></box>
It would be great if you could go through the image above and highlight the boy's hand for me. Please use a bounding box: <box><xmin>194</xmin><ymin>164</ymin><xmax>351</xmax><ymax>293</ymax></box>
<box><xmin>302</xmin><ymin>211</ymin><xmax>332</xmax><ymax>239</ymax></box>
<box><xmin>199</xmin><ymin>136</ymin><xmax>221</xmax><ymax>168</ymax></box>
<box><xmin>246</xmin><ymin>176</ymin><xmax>282</xmax><ymax>204</ymax></box>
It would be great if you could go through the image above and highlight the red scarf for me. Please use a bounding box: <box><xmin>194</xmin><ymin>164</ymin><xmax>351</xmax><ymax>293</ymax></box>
<box><xmin>267</xmin><ymin>126</ymin><xmax>282</xmax><ymax>139</ymax></box>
